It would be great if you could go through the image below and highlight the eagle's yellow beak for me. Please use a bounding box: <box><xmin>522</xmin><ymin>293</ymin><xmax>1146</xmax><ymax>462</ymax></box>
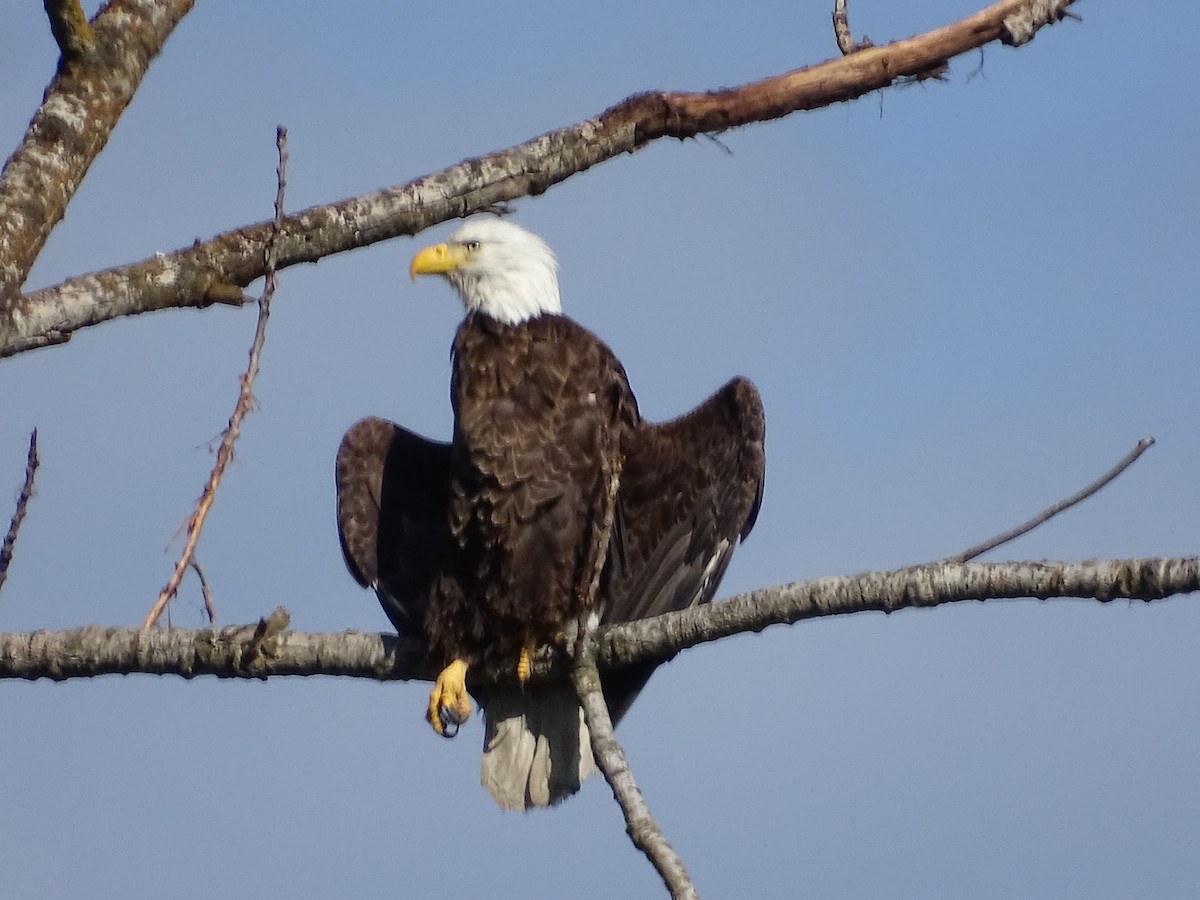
<box><xmin>409</xmin><ymin>242</ymin><xmax>470</xmax><ymax>281</ymax></box>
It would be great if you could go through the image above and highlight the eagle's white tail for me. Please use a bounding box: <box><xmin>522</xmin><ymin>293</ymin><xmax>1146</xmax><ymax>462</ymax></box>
<box><xmin>480</xmin><ymin>683</ymin><xmax>597</xmax><ymax>811</ymax></box>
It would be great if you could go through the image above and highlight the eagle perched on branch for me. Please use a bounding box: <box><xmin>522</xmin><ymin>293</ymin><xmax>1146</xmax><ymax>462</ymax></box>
<box><xmin>336</xmin><ymin>218</ymin><xmax>765</xmax><ymax>810</ymax></box>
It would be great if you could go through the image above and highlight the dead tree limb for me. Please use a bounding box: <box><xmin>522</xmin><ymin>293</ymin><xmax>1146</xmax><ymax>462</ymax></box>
<box><xmin>1</xmin><ymin>0</ymin><xmax>1077</xmax><ymax>359</ymax></box>
<box><xmin>0</xmin><ymin>0</ymin><xmax>196</xmax><ymax>306</ymax></box>
<box><xmin>3</xmin><ymin>556</ymin><xmax>1193</xmax><ymax>683</ymax></box>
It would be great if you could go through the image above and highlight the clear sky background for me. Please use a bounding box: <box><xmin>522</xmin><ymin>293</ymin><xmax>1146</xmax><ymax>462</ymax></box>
<box><xmin>2</xmin><ymin>2</ymin><xmax>1198</xmax><ymax>897</ymax></box>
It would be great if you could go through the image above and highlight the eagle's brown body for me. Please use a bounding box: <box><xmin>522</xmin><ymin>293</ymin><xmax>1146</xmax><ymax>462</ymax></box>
<box><xmin>428</xmin><ymin>312</ymin><xmax>638</xmax><ymax>669</ymax></box>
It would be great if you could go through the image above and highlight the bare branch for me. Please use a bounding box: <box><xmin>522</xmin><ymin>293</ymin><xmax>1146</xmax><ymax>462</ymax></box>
<box><xmin>0</xmin><ymin>617</ymin><xmax>430</xmax><ymax>683</ymax></box>
<box><xmin>953</xmin><ymin>438</ymin><xmax>1157</xmax><ymax>563</ymax></box>
<box><xmin>0</xmin><ymin>0</ymin><xmax>196</xmax><ymax>305</ymax></box>
<box><xmin>0</xmin><ymin>430</ymin><xmax>41</xmax><ymax>598</ymax></box>
<box><xmin>832</xmin><ymin>0</ymin><xmax>875</xmax><ymax>55</ymax></box>
<box><xmin>1</xmin><ymin>0</ymin><xmax>1078</xmax><ymax>359</ymax></box>
<box><xmin>190</xmin><ymin>559</ymin><xmax>216</xmax><ymax>624</ymax></box>
<box><xmin>574</xmin><ymin>642</ymin><xmax>697</xmax><ymax>900</ymax></box>
<box><xmin>141</xmin><ymin>127</ymin><xmax>288</xmax><ymax>630</ymax></box>
<box><xmin>43</xmin><ymin>0</ymin><xmax>95</xmax><ymax>68</ymax></box>
<box><xmin>4</xmin><ymin>556</ymin><xmax>1194</xmax><ymax>683</ymax></box>
<box><xmin>594</xmin><ymin>556</ymin><xmax>1199</xmax><ymax>670</ymax></box>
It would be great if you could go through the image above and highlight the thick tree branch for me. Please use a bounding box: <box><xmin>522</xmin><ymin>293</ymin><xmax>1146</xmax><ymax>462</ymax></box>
<box><xmin>2</xmin><ymin>556</ymin><xmax>1192</xmax><ymax>683</ymax></box>
<box><xmin>598</xmin><ymin>555</ymin><xmax>1196</xmax><ymax>669</ymax></box>
<box><xmin>1</xmin><ymin>0</ymin><xmax>1076</xmax><ymax>359</ymax></box>
<box><xmin>574</xmin><ymin>643</ymin><xmax>697</xmax><ymax>900</ymax></box>
<box><xmin>0</xmin><ymin>0</ymin><xmax>196</xmax><ymax>306</ymax></box>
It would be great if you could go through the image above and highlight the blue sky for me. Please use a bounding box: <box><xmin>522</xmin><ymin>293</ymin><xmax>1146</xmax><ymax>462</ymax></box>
<box><xmin>2</xmin><ymin>1</ymin><xmax>1198</xmax><ymax>897</ymax></box>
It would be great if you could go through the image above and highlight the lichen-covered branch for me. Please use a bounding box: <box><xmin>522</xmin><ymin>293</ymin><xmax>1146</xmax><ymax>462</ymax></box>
<box><xmin>0</xmin><ymin>0</ymin><xmax>196</xmax><ymax>306</ymax></box>
<box><xmin>0</xmin><ymin>613</ymin><xmax>432</xmax><ymax>682</ymax></box>
<box><xmin>596</xmin><ymin>556</ymin><xmax>1199</xmax><ymax>669</ymax></box>
<box><xmin>3</xmin><ymin>556</ymin><xmax>1192</xmax><ymax>683</ymax></box>
<box><xmin>574</xmin><ymin>644</ymin><xmax>698</xmax><ymax>900</ymax></box>
<box><xmin>1</xmin><ymin>0</ymin><xmax>1077</xmax><ymax>359</ymax></box>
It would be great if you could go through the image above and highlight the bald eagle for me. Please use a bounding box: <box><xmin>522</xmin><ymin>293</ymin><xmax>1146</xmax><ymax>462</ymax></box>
<box><xmin>336</xmin><ymin>218</ymin><xmax>765</xmax><ymax>810</ymax></box>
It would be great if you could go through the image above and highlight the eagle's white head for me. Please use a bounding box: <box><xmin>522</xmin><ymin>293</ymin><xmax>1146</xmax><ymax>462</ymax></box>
<box><xmin>409</xmin><ymin>218</ymin><xmax>562</xmax><ymax>325</ymax></box>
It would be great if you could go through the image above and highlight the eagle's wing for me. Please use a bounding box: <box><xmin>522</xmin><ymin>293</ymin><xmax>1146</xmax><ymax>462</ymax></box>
<box><xmin>335</xmin><ymin>417</ymin><xmax>450</xmax><ymax>637</ymax></box>
<box><xmin>601</xmin><ymin>376</ymin><xmax>765</xmax><ymax>720</ymax></box>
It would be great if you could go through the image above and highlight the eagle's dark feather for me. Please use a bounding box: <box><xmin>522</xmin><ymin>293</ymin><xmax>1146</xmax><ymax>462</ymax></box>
<box><xmin>336</xmin><ymin>313</ymin><xmax>764</xmax><ymax>724</ymax></box>
<box><xmin>335</xmin><ymin>416</ymin><xmax>448</xmax><ymax>637</ymax></box>
<box><xmin>425</xmin><ymin>312</ymin><xmax>638</xmax><ymax>670</ymax></box>
<box><xmin>600</xmin><ymin>374</ymin><xmax>765</xmax><ymax>721</ymax></box>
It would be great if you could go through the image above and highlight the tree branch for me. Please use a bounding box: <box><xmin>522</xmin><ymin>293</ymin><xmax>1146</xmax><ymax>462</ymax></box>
<box><xmin>573</xmin><ymin>642</ymin><xmax>697</xmax><ymax>900</ymax></box>
<box><xmin>0</xmin><ymin>0</ymin><xmax>196</xmax><ymax>306</ymax></box>
<box><xmin>0</xmin><ymin>430</ymin><xmax>41</xmax><ymax>598</ymax></box>
<box><xmin>3</xmin><ymin>556</ymin><xmax>1193</xmax><ymax>683</ymax></box>
<box><xmin>1</xmin><ymin>0</ymin><xmax>1077</xmax><ymax>359</ymax></box>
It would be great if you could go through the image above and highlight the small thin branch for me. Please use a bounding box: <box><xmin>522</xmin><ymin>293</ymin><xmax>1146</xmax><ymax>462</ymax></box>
<box><xmin>573</xmin><ymin>642</ymin><xmax>698</xmax><ymax>900</ymax></box>
<box><xmin>0</xmin><ymin>430</ymin><xmax>41</xmax><ymax>597</ymax></box>
<box><xmin>43</xmin><ymin>0</ymin><xmax>95</xmax><ymax>68</ymax></box>
<box><xmin>190</xmin><ymin>559</ymin><xmax>216</xmax><ymax>623</ymax></box>
<box><xmin>141</xmin><ymin>127</ymin><xmax>288</xmax><ymax>630</ymax></box>
<box><xmin>2</xmin><ymin>0</ymin><xmax>1078</xmax><ymax>358</ymax></box>
<box><xmin>832</xmin><ymin>0</ymin><xmax>875</xmax><ymax>54</ymax></box>
<box><xmin>953</xmin><ymin>438</ymin><xmax>1156</xmax><ymax>563</ymax></box>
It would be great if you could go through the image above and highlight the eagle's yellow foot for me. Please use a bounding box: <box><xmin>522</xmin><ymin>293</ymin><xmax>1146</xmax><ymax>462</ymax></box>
<box><xmin>427</xmin><ymin>659</ymin><xmax>472</xmax><ymax>738</ymax></box>
<box><xmin>516</xmin><ymin>643</ymin><xmax>535</xmax><ymax>685</ymax></box>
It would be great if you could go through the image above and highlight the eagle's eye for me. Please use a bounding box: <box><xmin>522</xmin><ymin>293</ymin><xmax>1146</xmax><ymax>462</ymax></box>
<box><xmin>463</xmin><ymin>240</ymin><xmax>481</xmax><ymax>252</ymax></box>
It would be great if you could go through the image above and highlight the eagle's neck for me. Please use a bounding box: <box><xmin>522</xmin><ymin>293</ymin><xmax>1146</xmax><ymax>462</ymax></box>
<box><xmin>451</xmin><ymin>264</ymin><xmax>561</xmax><ymax>326</ymax></box>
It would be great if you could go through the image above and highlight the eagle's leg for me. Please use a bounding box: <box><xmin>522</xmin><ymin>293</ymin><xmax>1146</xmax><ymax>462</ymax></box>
<box><xmin>427</xmin><ymin>659</ymin><xmax>472</xmax><ymax>738</ymax></box>
<box><xmin>516</xmin><ymin>642</ymin><xmax>535</xmax><ymax>685</ymax></box>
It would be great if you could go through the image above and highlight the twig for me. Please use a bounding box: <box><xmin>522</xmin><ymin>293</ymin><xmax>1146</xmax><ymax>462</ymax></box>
<box><xmin>572</xmin><ymin>642</ymin><xmax>698</xmax><ymax>900</ymax></box>
<box><xmin>832</xmin><ymin>0</ymin><xmax>875</xmax><ymax>54</ymax></box>
<box><xmin>141</xmin><ymin>127</ymin><xmax>288</xmax><ymax>629</ymax></box>
<box><xmin>0</xmin><ymin>430</ymin><xmax>40</xmax><ymax>597</ymax></box>
<box><xmin>190</xmin><ymin>559</ymin><xmax>216</xmax><ymax>623</ymax></box>
<box><xmin>953</xmin><ymin>438</ymin><xmax>1156</xmax><ymax>563</ymax></box>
